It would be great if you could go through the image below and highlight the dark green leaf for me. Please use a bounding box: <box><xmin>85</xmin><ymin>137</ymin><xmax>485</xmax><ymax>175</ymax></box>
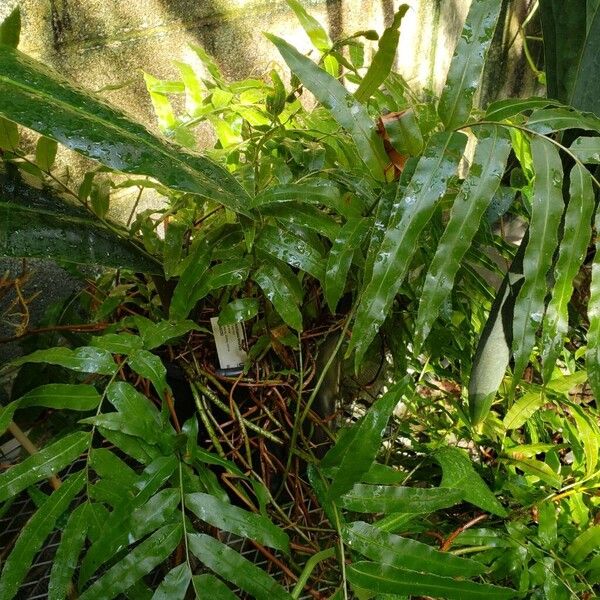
<box><xmin>92</xmin><ymin>332</ymin><xmax>145</xmax><ymax>354</ymax></box>
<box><xmin>253</xmin><ymin>261</ymin><xmax>303</xmax><ymax>331</ymax></box>
<box><xmin>350</xmin><ymin>132</ymin><xmax>466</xmax><ymax>366</ymax></box>
<box><xmin>130</xmin><ymin>488</ymin><xmax>180</xmax><ymax>538</ymax></box>
<box><xmin>133</xmin><ymin>317</ymin><xmax>200</xmax><ymax>350</ymax></box>
<box><xmin>266</xmin><ymin>34</ymin><xmax>388</xmax><ymax>179</ymax></box>
<box><xmin>0</xmin><ymin>431</ymin><xmax>89</xmax><ymax>502</ymax></box>
<box><xmin>354</xmin><ymin>5</ymin><xmax>409</xmax><ymax>103</ymax></box>
<box><xmin>152</xmin><ymin>563</ymin><xmax>192</xmax><ymax>600</ymax></box>
<box><xmin>128</xmin><ymin>349</ymin><xmax>169</xmax><ymax>398</ymax></box>
<box><xmin>255</xmin><ymin>224</ymin><xmax>325</xmax><ymax>281</ymax></box>
<box><xmin>327</xmin><ymin>382</ymin><xmax>404</xmax><ymax>501</ymax></box>
<box><xmin>187</xmin><ymin>533</ymin><xmax>291</xmax><ymax>599</ymax></box>
<box><xmin>0</xmin><ymin>171</ymin><xmax>159</xmax><ymax>272</ymax></box>
<box><xmin>250</xmin><ymin>180</ymin><xmax>341</xmax><ymax>210</ymax></box>
<box><xmin>587</xmin><ymin>197</ymin><xmax>600</xmax><ymax>399</ymax></box>
<box><xmin>343</xmin><ymin>521</ymin><xmax>485</xmax><ymax>577</ymax></box>
<box><xmin>339</xmin><ymin>484</ymin><xmax>462</xmax><ymax>514</ymax></box>
<box><xmin>48</xmin><ymin>502</ymin><xmax>91</xmax><ymax>600</ymax></box>
<box><xmin>468</xmin><ymin>239</ymin><xmax>526</xmax><ymax>425</ymax></box>
<box><xmin>570</xmin><ymin>136</ymin><xmax>600</xmax><ymax>163</ymax></box>
<box><xmin>415</xmin><ymin>128</ymin><xmax>510</xmax><ymax>348</ymax></box>
<box><xmin>0</xmin><ymin>7</ymin><xmax>20</xmax><ymax>48</ymax></box>
<box><xmin>542</xmin><ymin>163</ymin><xmax>594</xmax><ymax>380</ymax></box>
<box><xmin>485</xmin><ymin>98</ymin><xmax>558</xmax><ymax>122</ymax></box>
<box><xmin>435</xmin><ymin>447</ymin><xmax>506</xmax><ymax>516</ymax></box>
<box><xmin>218</xmin><ymin>298</ymin><xmax>259</xmax><ymax>325</ymax></box>
<box><xmin>0</xmin><ymin>472</ymin><xmax>85</xmax><ymax>600</ymax></box>
<box><xmin>325</xmin><ymin>217</ymin><xmax>370</xmax><ymax>312</ymax></box>
<box><xmin>185</xmin><ymin>492</ymin><xmax>289</xmax><ymax>553</ymax></box>
<box><xmin>12</xmin><ymin>346</ymin><xmax>117</xmax><ymax>375</ymax></box>
<box><xmin>192</xmin><ymin>574</ymin><xmax>237</xmax><ymax>599</ymax></box>
<box><xmin>438</xmin><ymin>0</ymin><xmax>503</xmax><ymax>129</ymax></box>
<box><xmin>169</xmin><ymin>243</ymin><xmax>211</xmax><ymax>320</ymax></box>
<box><xmin>0</xmin><ymin>383</ymin><xmax>101</xmax><ymax>435</ymax></box>
<box><xmin>0</xmin><ymin>47</ymin><xmax>250</xmax><ymax>213</ymax></box>
<box><xmin>79</xmin><ymin>524</ymin><xmax>182</xmax><ymax>600</ymax></box>
<box><xmin>347</xmin><ymin>561</ymin><xmax>517</xmax><ymax>600</ymax></box>
<box><xmin>512</xmin><ymin>137</ymin><xmax>564</xmax><ymax>382</ymax></box>
<box><xmin>526</xmin><ymin>108</ymin><xmax>600</xmax><ymax>133</ymax></box>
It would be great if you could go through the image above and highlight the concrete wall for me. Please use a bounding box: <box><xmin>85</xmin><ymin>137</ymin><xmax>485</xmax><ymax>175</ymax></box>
<box><xmin>1</xmin><ymin>0</ymin><xmax>530</xmax><ymax>132</ymax></box>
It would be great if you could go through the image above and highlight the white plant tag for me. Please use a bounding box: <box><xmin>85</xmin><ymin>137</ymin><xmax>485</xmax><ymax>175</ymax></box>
<box><xmin>210</xmin><ymin>317</ymin><xmax>248</xmax><ymax>370</ymax></box>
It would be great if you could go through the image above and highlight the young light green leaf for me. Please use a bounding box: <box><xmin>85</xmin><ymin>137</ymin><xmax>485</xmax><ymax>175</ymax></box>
<box><xmin>35</xmin><ymin>136</ymin><xmax>58</xmax><ymax>171</ymax></box>
<box><xmin>0</xmin><ymin>471</ymin><xmax>85</xmax><ymax>600</ymax></box>
<box><xmin>187</xmin><ymin>533</ymin><xmax>292</xmax><ymax>600</ymax></box>
<box><xmin>153</xmin><ymin>563</ymin><xmax>192</xmax><ymax>600</ymax></box>
<box><xmin>48</xmin><ymin>502</ymin><xmax>91</xmax><ymax>600</ymax></box>
<box><xmin>415</xmin><ymin>129</ymin><xmax>511</xmax><ymax>348</ymax></box>
<box><xmin>185</xmin><ymin>492</ymin><xmax>289</xmax><ymax>553</ymax></box>
<box><xmin>347</xmin><ymin>562</ymin><xmax>517</xmax><ymax>600</ymax></box>
<box><xmin>339</xmin><ymin>484</ymin><xmax>462</xmax><ymax>514</ymax></box>
<box><xmin>0</xmin><ymin>431</ymin><xmax>89</xmax><ymax>502</ymax></box>
<box><xmin>438</xmin><ymin>0</ymin><xmax>503</xmax><ymax>129</ymax></box>
<box><xmin>512</xmin><ymin>136</ymin><xmax>564</xmax><ymax>383</ymax></box>
<box><xmin>192</xmin><ymin>574</ymin><xmax>237</xmax><ymax>599</ymax></box>
<box><xmin>285</xmin><ymin>0</ymin><xmax>332</xmax><ymax>52</ymax></box>
<box><xmin>12</xmin><ymin>346</ymin><xmax>117</xmax><ymax>375</ymax></box>
<box><xmin>350</xmin><ymin>132</ymin><xmax>466</xmax><ymax>367</ymax></box>
<box><xmin>354</xmin><ymin>5</ymin><xmax>409</xmax><ymax>103</ymax></box>
<box><xmin>503</xmin><ymin>391</ymin><xmax>545</xmax><ymax>430</ymax></box>
<box><xmin>253</xmin><ymin>261</ymin><xmax>303</xmax><ymax>331</ymax></box>
<box><xmin>567</xmin><ymin>525</ymin><xmax>600</xmax><ymax>564</ymax></box>
<box><xmin>0</xmin><ymin>47</ymin><xmax>250</xmax><ymax>213</ymax></box>
<box><xmin>0</xmin><ymin>116</ymin><xmax>18</xmax><ymax>150</ymax></box>
<box><xmin>327</xmin><ymin>382</ymin><xmax>404</xmax><ymax>501</ymax></box>
<box><xmin>343</xmin><ymin>521</ymin><xmax>485</xmax><ymax>577</ymax></box>
<box><xmin>79</xmin><ymin>524</ymin><xmax>183</xmax><ymax>600</ymax></box>
<box><xmin>502</xmin><ymin>456</ymin><xmax>562</xmax><ymax>488</ymax></box>
<box><xmin>325</xmin><ymin>217</ymin><xmax>370</xmax><ymax>312</ymax></box>
<box><xmin>435</xmin><ymin>447</ymin><xmax>506</xmax><ymax>516</ymax></box>
<box><xmin>542</xmin><ymin>163</ymin><xmax>594</xmax><ymax>380</ymax></box>
<box><xmin>266</xmin><ymin>34</ymin><xmax>388</xmax><ymax>179</ymax></box>
<box><xmin>0</xmin><ymin>7</ymin><xmax>20</xmax><ymax>48</ymax></box>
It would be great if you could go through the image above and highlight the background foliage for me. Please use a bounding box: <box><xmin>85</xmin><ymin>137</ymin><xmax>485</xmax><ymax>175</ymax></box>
<box><xmin>1</xmin><ymin>1</ymin><xmax>600</xmax><ymax>599</ymax></box>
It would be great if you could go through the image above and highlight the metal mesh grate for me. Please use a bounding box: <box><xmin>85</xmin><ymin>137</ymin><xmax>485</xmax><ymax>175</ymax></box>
<box><xmin>0</xmin><ymin>448</ymin><xmax>336</xmax><ymax>599</ymax></box>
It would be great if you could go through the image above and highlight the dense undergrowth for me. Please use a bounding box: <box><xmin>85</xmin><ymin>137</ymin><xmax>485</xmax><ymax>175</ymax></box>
<box><xmin>1</xmin><ymin>1</ymin><xmax>600</xmax><ymax>598</ymax></box>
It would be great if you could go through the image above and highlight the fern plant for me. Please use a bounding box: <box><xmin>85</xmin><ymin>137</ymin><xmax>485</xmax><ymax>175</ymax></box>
<box><xmin>1</xmin><ymin>0</ymin><xmax>600</xmax><ymax>598</ymax></box>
